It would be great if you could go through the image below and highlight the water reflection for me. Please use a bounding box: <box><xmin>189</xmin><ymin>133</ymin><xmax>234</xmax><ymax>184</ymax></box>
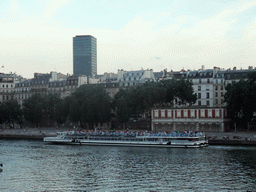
<box><xmin>0</xmin><ymin>140</ymin><xmax>256</xmax><ymax>191</ymax></box>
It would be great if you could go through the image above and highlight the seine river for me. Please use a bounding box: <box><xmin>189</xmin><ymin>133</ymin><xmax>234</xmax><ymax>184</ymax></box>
<box><xmin>0</xmin><ymin>140</ymin><xmax>256</xmax><ymax>192</ymax></box>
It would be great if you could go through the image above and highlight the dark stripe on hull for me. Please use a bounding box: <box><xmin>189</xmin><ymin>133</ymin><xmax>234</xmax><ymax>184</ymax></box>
<box><xmin>49</xmin><ymin>141</ymin><xmax>202</xmax><ymax>148</ymax></box>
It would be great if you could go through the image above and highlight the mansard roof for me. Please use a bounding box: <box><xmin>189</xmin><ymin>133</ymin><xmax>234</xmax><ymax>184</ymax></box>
<box><xmin>49</xmin><ymin>80</ymin><xmax>66</xmax><ymax>87</ymax></box>
<box><xmin>15</xmin><ymin>79</ymin><xmax>32</xmax><ymax>87</ymax></box>
<box><xmin>188</xmin><ymin>70</ymin><xmax>213</xmax><ymax>78</ymax></box>
<box><xmin>123</xmin><ymin>70</ymin><xmax>144</xmax><ymax>77</ymax></box>
<box><xmin>215</xmin><ymin>69</ymin><xmax>255</xmax><ymax>80</ymax></box>
<box><xmin>153</xmin><ymin>72</ymin><xmax>163</xmax><ymax>79</ymax></box>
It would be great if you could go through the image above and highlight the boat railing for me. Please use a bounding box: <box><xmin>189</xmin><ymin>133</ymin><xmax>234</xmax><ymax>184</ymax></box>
<box><xmin>60</xmin><ymin>131</ymin><xmax>205</xmax><ymax>138</ymax></box>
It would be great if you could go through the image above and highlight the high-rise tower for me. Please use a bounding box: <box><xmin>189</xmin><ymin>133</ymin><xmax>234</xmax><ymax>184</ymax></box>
<box><xmin>73</xmin><ymin>35</ymin><xmax>97</xmax><ymax>76</ymax></box>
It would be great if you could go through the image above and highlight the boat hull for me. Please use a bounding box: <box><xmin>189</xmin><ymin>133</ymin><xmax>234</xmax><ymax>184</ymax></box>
<box><xmin>44</xmin><ymin>138</ymin><xmax>206</xmax><ymax>148</ymax></box>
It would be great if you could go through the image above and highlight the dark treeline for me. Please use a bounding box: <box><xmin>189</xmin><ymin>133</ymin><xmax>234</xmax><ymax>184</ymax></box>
<box><xmin>0</xmin><ymin>78</ymin><xmax>197</xmax><ymax>129</ymax></box>
<box><xmin>225</xmin><ymin>71</ymin><xmax>256</xmax><ymax>130</ymax></box>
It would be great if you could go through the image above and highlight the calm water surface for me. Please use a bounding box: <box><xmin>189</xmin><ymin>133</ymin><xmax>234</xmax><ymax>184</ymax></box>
<box><xmin>0</xmin><ymin>140</ymin><xmax>256</xmax><ymax>191</ymax></box>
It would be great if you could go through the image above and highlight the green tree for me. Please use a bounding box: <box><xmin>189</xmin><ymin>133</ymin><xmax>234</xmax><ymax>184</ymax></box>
<box><xmin>159</xmin><ymin>79</ymin><xmax>176</xmax><ymax>104</ymax></box>
<box><xmin>113</xmin><ymin>88</ymin><xmax>132</xmax><ymax>127</ymax></box>
<box><xmin>225</xmin><ymin>71</ymin><xmax>256</xmax><ymax>130</ymax></box>
<box><xmin>175</xmin><ymin>78</ymin><xmax>197</xmax><ymax>105</ymax></box>
<box><xmin>53</xmin><ymin>96</ymin><xmax>71</xmax><ymax>126</ymax></box>
<box><xmin>113</xmin><ymin>78</ymin><xmax>197</xmax><ymax>126</ymax></box>
<box><xmin>0</xmin><ymin>100</ymin><xmax>23</xmax><ymax>128</ymax></box>
<box><xmin>69</xmin><ymin>85</ymin><xmax>112</xmax><ymax>128</ymax></box>
<box><xmin>43</xmin><ymin>93</ymin><xmax>63</xmax><ymax>126</ymax></box>
<box><xmin>23</xmin><ymin>94</ymin><xmax>45</xmax><ymax>127</ymax></box>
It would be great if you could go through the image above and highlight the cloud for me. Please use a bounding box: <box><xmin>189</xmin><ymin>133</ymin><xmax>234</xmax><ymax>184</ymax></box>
<box><xmin>101</xmin><ymin>0</ymin><xmax>256</xmax><ymax>71</ymax></box>
<box><xmin>1</xmin><ymin>0</ymin><xmax>256</xmax><ymax>77</ymax></box>
<box><xmin>43</xmin><ymin>0</ymin><xmax>72</xmax><ymax>20</ymax></box>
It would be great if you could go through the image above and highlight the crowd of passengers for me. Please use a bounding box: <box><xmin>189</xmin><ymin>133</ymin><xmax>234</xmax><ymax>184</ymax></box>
<box><xmin>67</xmin><ymin>130</ymin><xmax>205</xmax><ymax>137</ymax></box>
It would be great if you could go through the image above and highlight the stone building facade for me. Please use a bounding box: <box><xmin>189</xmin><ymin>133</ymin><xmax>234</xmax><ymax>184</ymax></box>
<box><xmin>0</xmin><ymin>73</ymin><xmax>21</xmax><ymax>103</ymax></box>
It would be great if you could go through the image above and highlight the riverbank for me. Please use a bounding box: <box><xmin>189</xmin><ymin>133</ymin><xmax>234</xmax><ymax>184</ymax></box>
<box><xmin>1</xmin><ymin>127</ymin><xmax>256</xmax><ymax>146</ymax></box>
<box><xmin>0</xmin><ymin>127</ymin><xmax>61</xmax><ymax>140</ymax></box>
<box><xmin>206</xmin><ymin>132</ymin><xmax>256</xmax><ymax>146</ymax></box>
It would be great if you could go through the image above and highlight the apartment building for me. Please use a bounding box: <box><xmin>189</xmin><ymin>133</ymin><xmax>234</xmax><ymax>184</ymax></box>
<box><xmin>117</xmin><ymin>69</ymin><xmax>155</xmax><ymax>87</ymax></box>
<box><xmin>15</xmin><ymin>72</ymin><xmax>68</xmax><ymax>105</ymax></box>
<box><xmin>0</xmin><ymin>73</ymin><xmax>20</xmax><ymax>103</ymax></box>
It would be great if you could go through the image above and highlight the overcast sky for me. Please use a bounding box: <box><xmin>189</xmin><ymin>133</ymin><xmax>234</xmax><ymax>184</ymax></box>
<box><xmin>1</xmin><ymin>0</ymin><xmax>256</xmax><ymax>78</ymax></box>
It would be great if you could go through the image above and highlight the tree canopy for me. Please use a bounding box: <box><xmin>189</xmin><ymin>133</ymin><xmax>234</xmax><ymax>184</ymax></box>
<box><xmin>113</xmin><ymin>78</ymin><xmax>197</xmax><ymax>124</ymax></box>
<box><xmin>2</xmin><ymin>77</ymin><xmax>197</xmax><ymax>128</ymax></box>
<box><xmin>225</xmin><ymin>71</ymin><xmax>256</xmax><ymax>129</ymax></box>
<box><xmin>0</xmin><ymin>100</ymin><xmax>23</xmax><ymax>127</ymax></box>
<box><xmin>68</xmin><ymin>85</ymin><xmax>112</xmax><ymax>127</ymax></box>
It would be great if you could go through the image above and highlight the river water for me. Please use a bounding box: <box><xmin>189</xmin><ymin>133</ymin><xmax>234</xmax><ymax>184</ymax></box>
<box><xmin>0</xmin><ymin>140</ymin><xmax>256</xmax><ymax>192</ymax></box>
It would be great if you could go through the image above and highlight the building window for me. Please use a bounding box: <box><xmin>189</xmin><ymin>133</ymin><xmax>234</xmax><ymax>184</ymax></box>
<box><xmin>191</xmin><ymin>110</ymin><xmax>195</xmax><ymax>117</ymax></box>
<box><xmin>215</xmin><ymin>92</ymin><xmax>218</xmax><ymax>97</ymax></box>
<box><xmin>198</xmin><ymin>101</ymin><xmax>201</xmax><ymax>106</ymax></box>
<box><xmin>215</xmin><ymin>86</ymin><xmax>218</xmax><ymax>90</ymax></box>
<box><xmin>199</xmin><ymin>79</ymin><xmax>202</xmax><ymax>83</ymax></box>
<box><xmin>206</xmin><ymin>92</ymin><xmax>209</xmax><ymax>98</ymax></box>
<box><xmin>208</xmin><ymin>109</ymin><xmax>212</xmax><ymax>117</ymax></box>
<box><xmin>198</xmin><ymin>86</ymin><xmax>201</xmax><ymax>91</ymax></box>
<box><xmin>221</xmin><ymin>85</ymin><xmax>223</xmax><ymax>90</ymax></box>
<box><xmin>221</xmin><ymin>92</ymin><xmax>224</xmax><ymax>97</ymax></box>
<box><xmin>184</xmin><ymin>110</ymin><xmax>188</xmax><ymax>117</ymax></box>
<box><xmin>221</xmin><ymin>99</ymin><xmax>224</xmax><ymax>104</ymax></box>
<box><xmin>167</xmin><ymin>110</ymin><xmax>172</xmax><ymax>118</ymax></box>
<box><xmin>201</xmin><ymin>109</ymin><xmax>205</xmax><ymax>117</ymax></box>
<box><xmin>161</xmin><ymin>110</ymin><xmax>165</xmax><ymax>118</ymax></box>
<box><xmin>154</xmin><ymin>110</ymin><xmax>159</xmax><ymax>117</ymax></box>
<box><xmin>207</xmin><ymin>79</ymin><xmax>210</xmax><ymax>83</ymax></box>
<box><xmin>177</xmin><ymin>110</ymin><xmax>181</xmax><ymax>117</ymax></box>
<box><xmin>207</xmin><ymin>100</ymin><xmax>210</xmax><ymax>106</ymax></box>
<box><xmin>198</xmin><ymin>93</ymin><xmax>201</xmax><ymax>99</ymax></box>
<box><xmin>215</xmin><ymin>99</ymin><xmax>218</xmax><ymax>104</ymax></box>
<box><xmin>216</xmin><ymin>109</ymin><xmax>220</xmax><ymax>117</ymax></box>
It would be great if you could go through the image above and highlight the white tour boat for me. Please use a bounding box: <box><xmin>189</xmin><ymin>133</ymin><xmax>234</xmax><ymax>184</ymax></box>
<box><xmin>44</xmin><ymin>131</ymin><xmax>208</xmax><ymax>148</ymax></box>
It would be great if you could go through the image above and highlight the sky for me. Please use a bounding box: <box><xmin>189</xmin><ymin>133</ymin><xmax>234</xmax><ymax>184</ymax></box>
<box><xmin>0</xmin><ymin>0</ymin><xmax>256</xmax><ymax>78</ymax></box>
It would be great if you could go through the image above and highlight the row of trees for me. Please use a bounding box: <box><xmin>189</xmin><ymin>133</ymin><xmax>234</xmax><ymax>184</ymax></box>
<box><xmin>0</xmin><ymin>100</ymin><xmax>23</xmax><ymax>128</ymax></box>
<box><xmin>0</xmin><ymin>78</ymin><xmax>197</xmax><ymax>129</ymax></box>
<box><xmin>1</xmin><ymin>72</ymin><xmax>255</xmax><ymax>130</ymax></box>
<box><xmin>114</xmin><ymin>79</ymin><xmax>197</xmax><ymax>125</ymax></box>
<box><xmin>225</xmin><ymin>71</ymin><xmax>256</xmax><ymax>130</ymax></box>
